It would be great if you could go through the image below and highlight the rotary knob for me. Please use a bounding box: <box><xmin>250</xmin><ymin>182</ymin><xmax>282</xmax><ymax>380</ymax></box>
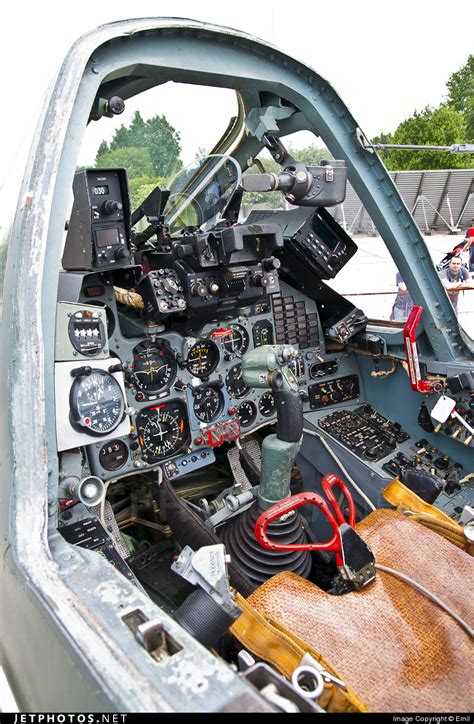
<box><xmin>102</xmin><ymin>199</ymin><xmax>123</xmax><ymax>214</ymax></box>
<box><xmin>114</xmin><ymin>247</ymin><xmax>129</xmax><ymax>260</ymax></box>
<box><xmin>191</xmin><ymin>282</ymin><xmax>208</xmax><ymax>298</ymax></box>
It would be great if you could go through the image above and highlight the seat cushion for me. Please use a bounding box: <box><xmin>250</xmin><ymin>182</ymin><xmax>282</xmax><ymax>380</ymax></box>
<box><xmin>247</xmin><ymin>509</ymin><xmax>473</xmax><ymax>712</ymax></box>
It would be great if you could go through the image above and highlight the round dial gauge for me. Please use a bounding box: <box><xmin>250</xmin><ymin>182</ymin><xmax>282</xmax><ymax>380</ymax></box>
<box><xmin>99</xmin><ymin>439</ymin><xmax>129</xmax><ymax>471</ymax></box>
<box><xmin>258</xmin><ymin>391</ymin><xmax>276</xmax><ymax>417</ymax></box>
<box><xmin>237</xmin><ymin>400</ymin><xmax>257</xmax><ymax>428</ymax></box>
<box><xmin>217</xmin><ymin>324</ymin><xmax>249</xmax><ymax>358</ymax></box>
<box><xmin>225</xmin><ymin>363</ymin><xmax>250</xmax><ymax>399</ymax></box>
<box><xmin>187</xmin><ymin>339</ymin><xmax>219</xmax><ymax>378</ymax></box>
<box><xmin>70</xmin><ymin>369</ymin><xmax>125</xmax><ymax>436</ymax></box>
<box><xmin>131</xmin><ymin>340</ymin><xmax>177</xmax><ymax>395</ymax></box>
<box><xmin>192</xmin><ymin>386</ymin><xmax>224</xmax><ymax>423</ymax></box>
<box><xmin>136</xmin><ymin>401</ymin><xmax>189</xmax><ymax>461</ymax></box>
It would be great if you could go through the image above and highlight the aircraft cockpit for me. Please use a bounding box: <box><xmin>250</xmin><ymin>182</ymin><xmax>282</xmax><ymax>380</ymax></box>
<box><xmin>1</xmin><ymin>18</ymin><xmax>472</xmax><ymax>714</ymax></box>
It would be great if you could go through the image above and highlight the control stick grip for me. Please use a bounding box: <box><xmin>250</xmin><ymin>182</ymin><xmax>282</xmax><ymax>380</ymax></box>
<box><xmin>273</xmin><ymin>389</ymin><xmax>303</xmax><ymax>442</ymax></box>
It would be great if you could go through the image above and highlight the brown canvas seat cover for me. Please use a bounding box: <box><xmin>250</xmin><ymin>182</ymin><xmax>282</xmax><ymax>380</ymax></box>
<box><xmin>240</xmin><ymin>510</ymin><xmax>473</xmax><ymax>712</ymax></box>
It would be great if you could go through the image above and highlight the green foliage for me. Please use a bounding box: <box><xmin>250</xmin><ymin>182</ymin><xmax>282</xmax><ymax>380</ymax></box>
<box><xmin>378</xmin><ymin>105</ymin><xmax>471</xmax><ymax>170</ymax></box>
<box><xmin>446</xmin><ymin>55</ymin><xmax>474</xmax><ymax>141</ymax></box>
<box><xmin>95</xmin><ymin>146</ymin><xmax>155</xmax><ymax>177</ymax></box>
<box><xmin>96</xmin><ymin>140</ymin><xmax>109</xmax><ymax>157</ymax></box>
<box><xmin>446</xmin><ymin>55</ymin><xmax>474</xmax><ymax>140</ymax></box>
<box><xmin>372</xmin><ymin>55</ymin><xmax>474</xmax><ymax>169</ymax></box>
<box><xmin>94</xmin><ymin>111</ymin><xmax>184</xmax><ymax>211</ymax></box>
<box><xmin>290</xmin><ymin>143</ymin><xmax>333</xmax><ymax>165</ymax></box>
<box><xmin>128</xmin><ymin>176</ymin><xmax>168</xmax><ymax>212</ymax></box>
<box><xmin>96</xmin><ymin>111</ymin><xmax>182</xmax><ymax>178</ymax></box>
<box><xmin>371</xmin><ymin>132</ymin><xmax>393</xmax><ymax>146</ymax></box>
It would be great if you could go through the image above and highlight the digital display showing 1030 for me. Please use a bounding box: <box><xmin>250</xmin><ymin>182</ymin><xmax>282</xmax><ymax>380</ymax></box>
<box><xmin>92</xmin><ymin>185</ymin><xmax>109</xmax><ymax>196</ymax></box>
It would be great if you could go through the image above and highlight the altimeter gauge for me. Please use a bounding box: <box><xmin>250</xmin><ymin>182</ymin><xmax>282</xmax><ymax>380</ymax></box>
<box><xmin>192</xmin><ymin>385</ymin><xmax>224</xmax><ymax>423</ymax></box>
<box><xmin>237</xmin><ymin>400</ymin><xmax>257</xmax><ymax>427</ymax></box>
<box><xmin>258</xmin><ymin>390</ymin><xmax>276</xmax><ymax>417</ymax></box>
<box><xmin>69</xmin><ymin>368</ymin><xmax>125</xmax><ymax>435</ymax></box>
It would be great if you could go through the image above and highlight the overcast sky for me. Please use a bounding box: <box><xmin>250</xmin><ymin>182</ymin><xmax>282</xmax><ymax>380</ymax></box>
<box><xmin>0</xmin><ymin>0</ymin><xmax>472</xmax><ymax>219</ymax></box>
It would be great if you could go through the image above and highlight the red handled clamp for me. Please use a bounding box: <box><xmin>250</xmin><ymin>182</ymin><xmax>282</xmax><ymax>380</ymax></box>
<box><xmin>254</xmin><ymin>473</ymin><xmax>375</xmax><ymax>590</ymax></box>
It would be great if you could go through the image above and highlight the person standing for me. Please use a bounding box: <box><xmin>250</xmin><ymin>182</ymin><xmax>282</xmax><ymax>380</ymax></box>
<box><xmin>463</xmin><ymin>218</ymin><xmax>474</xmax><ymax>271</ymax></box>
<box><xmin>438</xmin><ymin>255</ymin><xmax>473</xmax><ymax>314</ymax></box>
<box><xmin>390</xmin><ymin>272</ymin><xmax>413</xmax><ymax>321</ymax></box>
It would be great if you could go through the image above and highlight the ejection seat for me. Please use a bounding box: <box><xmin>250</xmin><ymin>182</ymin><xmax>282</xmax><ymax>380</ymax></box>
<box><xmin>231</xmin><ymin>507</ymin><xmax>473</xmax><ymax>713</ymax></box>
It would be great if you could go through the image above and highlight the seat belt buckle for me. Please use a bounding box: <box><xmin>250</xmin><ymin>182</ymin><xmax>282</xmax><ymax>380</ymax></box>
<box><xmin>337</xmin><ymin>523</ymin><xmax>376</xmax><ymax>591</ymax></box>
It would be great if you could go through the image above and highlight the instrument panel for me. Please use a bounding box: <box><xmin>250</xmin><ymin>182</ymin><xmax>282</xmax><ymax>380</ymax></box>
<box><xmin>55</xmin><ymin>280</ymin><xmax>361</xmax><ymax>483</ymax></box>
<box><xmin>55</xmin><ymin>278</ymin><xmax>473</xmax><ymax>531</ymax></box>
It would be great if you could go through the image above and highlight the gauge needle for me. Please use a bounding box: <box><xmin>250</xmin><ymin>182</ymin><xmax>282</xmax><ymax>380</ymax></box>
<box><xmin>153</xmin><ymin>421</ymin><xmax>165</xmax><ymax>439</ymax></box>
<box><xmin>137</xmin><ymin>363</ymin><xmax>168</xmax><ymax>380</ymax></box>
<box><xmin>95</xmin><ymin>378</ymin><xmax>104</xmax><ymax>400</ymax></box>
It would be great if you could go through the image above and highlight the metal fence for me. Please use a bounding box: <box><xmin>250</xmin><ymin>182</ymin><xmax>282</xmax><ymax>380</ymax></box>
<box><xmin>331</xmin><ymin>168</ymin><xmax>474</xmax><ymax>235</ymax></box>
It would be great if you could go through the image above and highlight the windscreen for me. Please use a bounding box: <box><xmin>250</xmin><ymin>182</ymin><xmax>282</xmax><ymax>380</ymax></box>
<box><xmin>164</xmin><ymin>154</ymin><xmax>241</xmax><ymax>230</ymax></box>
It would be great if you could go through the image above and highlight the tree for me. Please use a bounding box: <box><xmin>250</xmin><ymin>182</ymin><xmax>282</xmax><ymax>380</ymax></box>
<box><xmin>291</xmin><ymin>143</ymin><xmax>333</xmax><ymax>165</ymax></box>
<box><xmin>446</xmin><ymin>54</ymin><xmax>474</xmax><ymax>140</ymax></box>
<box><xmin>376</xmin><ymin>105</ymin><xmax>472</xmax><ymax>170</ymax></box>
<box><xmin>95</xmin><ymin>147</ymin><xmax>155</xmax><ymax>178</ymax></box>
<box><xmin>371</xmin><ymin>56</ymin><xmax>474</xmax><ymax>168</ymax></box>
<box><xmin>96</xmin><ymin>111</ymin><xmax>182</xmax><ymax>178</ymax></box>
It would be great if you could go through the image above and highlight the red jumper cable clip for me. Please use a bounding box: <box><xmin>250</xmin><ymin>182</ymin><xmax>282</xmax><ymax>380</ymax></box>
<box><xmin>254</xmin><ymin>473</ymin><xmax>375</xmax><ymax>590</ymax></box>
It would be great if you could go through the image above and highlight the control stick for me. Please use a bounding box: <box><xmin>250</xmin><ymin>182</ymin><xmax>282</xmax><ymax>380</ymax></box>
<box><xmin>242</xmin><ymin>345</ymin><xmax>302</xmax><ymax>510</ymax></box>
<box><xmin>221</xmin><ymin>344</ymin><xmax>311</xmax><ymax>584</ymax></box>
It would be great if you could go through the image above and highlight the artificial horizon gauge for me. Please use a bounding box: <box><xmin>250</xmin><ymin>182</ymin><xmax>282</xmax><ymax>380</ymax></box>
<box><xmin>213</xmin><ymin>324</ymin><xmax>249</xmax><ymax>358</ymax></box>
<box><xmin>187</xmin><ymin>339</ymin><xmax>219</xmax><ymax>378</ymax></box>
<box><xmin>69</xmin><ymin>369</ymin><xmax>125</xmax><ymax>435</ymax></box>
<box><xmin>237</xmin><ymin>400</ymin><xmax>257</xmax><ymax>427</ymax></box>
<box><xmin>136</xmin><ymin>400</ymin><xmax>189</xmax><ymax>462</ymax></box>
<box><xmin>225</xmin><ymin>363</ymin><xmax>250</xmax><ymax>399</ymax></box>
<box><xmin>258</xmin><ymin>391</ymin><xmax>276</xmax><ymax>417</ymax></box>
<box><xmin>192</xmin><ymin>385</ymin><xmax>225</xmax><ymax>423</ymax></box>
<box><xmin>130</xmin><ymin>340</ymin><xmax>177</xmax><ymax>395</ymax></box>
